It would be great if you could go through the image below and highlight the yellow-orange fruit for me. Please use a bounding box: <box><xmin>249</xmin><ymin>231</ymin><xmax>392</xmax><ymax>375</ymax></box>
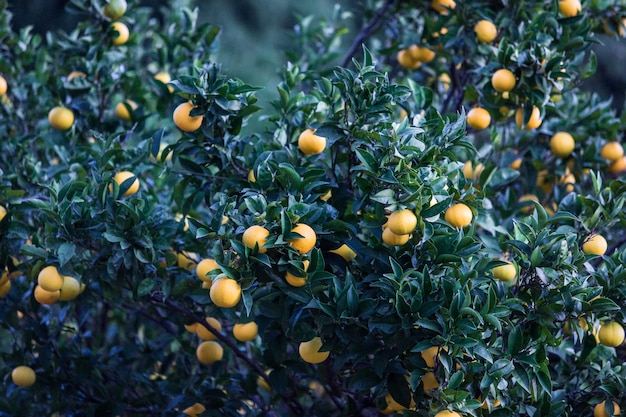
<box><xmin>474</xmin><ymin>20</ymin><xmax>497</xmax><ymax>43</ymax></box>
<box><xmin>515</xmin><ymin>106</ymin><xmax>542</xmax><ymax>130</ymax></box>
<box><xmin>173</xmin><ymin>102</ymin><xmax>203</xmax><ymax>132</ymax></box>
<box><xmin>491</xmin><ymin>69</ymin><xmax>516</xmax><ymax>92</ymax></box>
<box><xmin>466</xmin><ymin>108</ymin><xmax>491</xmax><ymax>130</ymax></box>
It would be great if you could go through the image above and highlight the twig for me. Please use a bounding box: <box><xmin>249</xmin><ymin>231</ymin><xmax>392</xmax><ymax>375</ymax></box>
<box><xmin>341</xmin><ymin>0</ymin><xmax>396</xmax><ymax>68</ymax></box>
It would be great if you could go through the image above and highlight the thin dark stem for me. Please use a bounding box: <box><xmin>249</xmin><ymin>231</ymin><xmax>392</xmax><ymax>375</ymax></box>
<box><xmin>341</xmin><ymin>0</ymin><xmax>396</xmax><ymax>68</ymax></box>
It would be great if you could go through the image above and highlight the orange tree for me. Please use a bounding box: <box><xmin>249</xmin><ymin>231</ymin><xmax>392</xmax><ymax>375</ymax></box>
<box><xmin>1</xmin><ymin>0</ymin><xmax>626</xmax><ymax>415</ymax></box>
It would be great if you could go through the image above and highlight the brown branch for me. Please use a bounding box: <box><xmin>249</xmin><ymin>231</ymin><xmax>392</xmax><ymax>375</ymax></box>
<box><xmin>341</xmin><ymin>0</ymin><xmax>396</xmax><ymax>68</ymax></box>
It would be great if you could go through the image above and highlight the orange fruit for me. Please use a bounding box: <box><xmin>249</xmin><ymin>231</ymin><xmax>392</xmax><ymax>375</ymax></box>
<box><xmin>431</xmin><ymin>0</ymin><xmax>456</xmax><ymax>14</ymax></box>
<box><xmin>242</xmin><ymin>225</ymin><xmax>270</xmax><ymax>253</ymax></box>
<box><xmin>48</xmin><ymin>106</ymin><xmax>74</xmax><ymax>131</ymax></box>
<box><xmin>466</xmin><ymin>108</ymin><xmax>491</xmax><ymax>130</ymax></box>
<box><xmin>598</xmin><ymin>322</ymin><xmax>625</xmax><ymax>347</ymax></box>
<box><xmin>288</xmin><ymin>224</ymin><xmax>317</xmax><ymax>254</ymax></box>
<box><xmin>559</xmin><ymin>0</ymin><xmax>582</xmax><ymax>17</ymax></box>
<box><xmin>195</xmin><ymin>258</ymin><xmax>219</xmax><ymax>282</ymax></box>
<box><xmin>111</xmin><ymin>22</ymin><xmax>129</xmax><ymax>45</ymax></box>
<box><xmin>600</xmin><ymin>142</ymin><xmax>624</xmax><ymax>161</ymax></box>
<box><xmin>462</xmin><ymin>161</ymin><xmax>485</xmax><ymax>180</ymax></box>
<box><xmin>515</xmin><ymin>106</ymin><xmax>542</xmax><ymax>130</ymax></box>
<box><xmin>550</xmin><ymin>132</ymin><xmax>575</xmax><ymax>158</ymax></box>
<box><xmin>34</xmin><ymin>285</ymin><xmax>60</xmax><ymax>305</ymax></box>
<box><xmin>154</xmin><ymin>71</ymin><xmax>173</xmax><ymax>93</ymax></box>
<box><xmin>328</xmin><ymin>244</ymin><xmax>357</xmax><ymax>262</ymax></box>
<box><xmin>492</xmin><ymin>262</ymin><xmax>517</xmax><ymax>282</ymax></box>
<box><xmin>608</xmin><ymin>156</ymin><xmax>626</xmax><ymax>174</ymax></box>
<box><xmin>397</xmin><ymin>50</ymin><xmax>421</xmax><ymax>70</ymax></box>
<box><xmin>58</xmin><ymin>276</ymin><xmax>81</xmax><ymax>301</ymax></box>
<box><xmin>408</xmin><ymin>45</ymin><xmax>435</xmax><ymax>63</ymax></box>
<box><xmin>67</xmin><ymin>71</ymin><xmax>86</xmax><ymax>82</ymax></box>
<box><xmin>560</xmin><ymin>172</ymin><xmax>576</xmax><ymax>193</ymax></box>
<box><xmin>115</xmin><ymin>99</ymin><xmax>137</xmax><ymax>121</ymax></box>
<box><xmin>183</xmin><ymin>403</ymin><xmax>206</xmax><ymax>417</ymax></box>
<box><xmin>285</xmin><ymin>260</ymin><xmax>310</xmax><ymax>287</ymax></box>
<box><xmin>210</xmin><ymin>276</ymin><xmax>242</xmax><ymax>308</ymax></box>
<box><xmin>0</xmin><ymin>205</ymin><xmax>6</xmax><ymax>223</ymax></box>
<box><xmin>0</xmin><ymin>75</ymin><xmax>7</xmax><ymax>96</ymax></box>
<box><xmin>510</xmin><ymin>157</ymin><xmax>522</xmax><ymax>170</ymax></box>
<box><xmin>422</xmin><ymin>371</ymin><xmax>439</xmax><ymax>395</ymax></box>
<box><xmin>491</xmin><ymin>69</ymin><xmax>516</xmax><ymax>92</ymax></box>
<box><xmin>173</xmin><ymin>102</ymin><xmax>203</xmax><ymax>132</ymax></box>
<box><xmin>382</xmin><ymin>227</ymin><xmax>411</xmax><ymax>246</ymax></box>
<box><xmin>38</xmin><ymin>266</ymin><xmax>64</xmax><ymax>292</ymax></box>
<box><xmin>298</xmin><ymin>129</ymin><xmax>327</xmax><ymax>155</ymax></box>
<box><xmin>444</xmin><ymin>203</ymin><xmax>473</xmax><ymax>227</ymax></box>
<box><xmin>420</xmin><ymin>346</ymin><xmax>444</xmax><ymax>367</ymax></box>
<box><xmin>563</xmin><ymin>317</ymin><xmax>589</xmax><ymax>334</ymax></box>
<box><xmin>196</xmin><ymin>341</ymin><xmax>223</xmax><ymax>364</ymax></box>
<box><xmin>233</xmin><ymin>321</ymin><xmax>259</xmax><ymax>342</ymax></box>
<box><xmin>594</xmin><ymin>401</ymin><xmax>621</xmax><ymax>417</ymax></box>
<box><xmin>474</xmin><ymin>20</ymin><xmax>497</xmax><ymax>43</ymax></box>
<box><xmin>299</xmin><ymin>337</ymin><xmax>330</xmax><ymax>364</ymax></box>
<box><xmin>582</xmin><ymin>234</ymin><xmax>607</xmax><ymax>256</ymax></box>
<box><xmin>11</xmin><ymin>366</ymin><xmax>36</xmax><ymax>387</ymax></box>
<box><xmin>387</xmin><ymin>209</ymin><xmax>417</xmax><ymax>235</ymax></box>
<box><xmin>518</xmin><ymin>194</ymin><xmax>539</xmax><ymax>214</ymax></box>
<box><xmin>196</xmin><ymin>317</ymin><xmax>222</xmax><ymax>341</ymax></box>
<box><xmin>111</xmin><ymin>171</ymin><xmax>140</xmax><ymax>197</ymax></box>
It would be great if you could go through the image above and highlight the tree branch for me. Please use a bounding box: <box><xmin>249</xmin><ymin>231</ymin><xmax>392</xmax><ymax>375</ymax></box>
<box><xmin>341</xmin><ymin>0</ymin><xmax>396</xmax><ymax>68</ymax></box>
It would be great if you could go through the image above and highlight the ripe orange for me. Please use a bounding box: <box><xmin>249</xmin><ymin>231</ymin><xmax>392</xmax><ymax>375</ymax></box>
<box><xmin>233</xmin><ymin>321</ymin><xmax>259</xmax><ymax>342</ymax></box>
<box><xmin>11</xmin><ymin>366</ymin><xmax>36</xmax><ymax>387</ymax></box>
<box><xmin>598</xmin><ymin>322</ymin><xmax>624</xmax><ymax>347</ymax></box>
<box><xmin>0</xmin><ymin>75</ymin><xmax>7</xmax><ymax>96</ymax></box>
<box><xmin>38</xmin><ymin>266</ymin><xmax>64</xmax><ymax>292</ymax></box>
<box><xmin>154</xmin><ymin>71</ymin><xmax>173</xmax><ymax>93</ymax></box>
<box><xmin>173</xmin><ymin>102</ymin><xmax>203</xmax><ymax>132</ymax></box>
<box><xmin>247</xmin><ymin>169</ymin><xmax>256</xmax><ymax>183</ymax></box>
<box><xmin>58</xmin><ymin>276</ymin><xmax>81</xmax><ymax>301</ymax></box>
<box><xmin>408</xmin><ymin>45</ymin><xmax>435</xmax><ymax>63</ymax></box>
<box><xmin>67</xmin><ymin>71</ymin><xmax>86</xmax><ymax>82</ymax></box>
<box><xmin>382</xmin><ymin>227</ymin><xmax>411</xmax><ymax>246</ymax></box>
<box><xmin>34</xmin><ymin>285</ymin><xmax>60</xmax><ymax>305</ymax></box>
<box><xmin>431</xmin><ymin>0</ymin><xmax>456</xmax><ymax>14</ymax></box>
<box><xmin>209</xmin><ymin>276</ymin><xmax>242</xmax><ymax>308</ymax></box>
<box><xmin>550</xmin><ymin>132</ymin><xmax>575</xmax><ymax>158</ymax></box>
<box><xmin>444</xmin><ymin>203</ymin><xmax>473</xmax><ymax>228</ymax></box>
<box><xmin>463</xmin><ymin>161</ymin><xmax>485</xmax><ymax>180</ymax></box>
<box><xmin>196</xmin><ymin>341</ymin><xmax>223</xmax><ymax>364</ymax></box>
<box><xmin>560</xmin><ymin>172</ymin><xmax>576</xmax><ymax>193</ymax></box>
<box><xmin>563</xmin><ymin>317</ymin><xmax>589</xmax><ymax>334</ymax></box>
<box><xmin>0</xmin><ymin>205</ymin><xmax>5</xmax><ymax>223</ymax></box>
<box><xmin>594</xmin><ymin>401</ymin><xmax>621</xmax><ymax>417</ymax></box>
<box><xmin>582</xmin><ymin>234</ymin><xmax>607</xmax><ymax>256</ymax></box>
<box><xmin>387</xmin><ymin>209</ymin><xmax>417</xmax><ymax>235</ymax></box>
<box><xmin>479</xmin><ymin>397</ymin><xmax>501</xmax><ymax>409</ymax></box>
<box><xmin>285</xmin><ymin>260</ymin><xmax>310</xmax><ymax>287</ymax></box>
<box><xmin>397</xmin><ymin>49</ymin><xmax>421</xmax><ymax>70</ymax></box>
<box><xmin>510</xmin><ymin>157</ymin><xmax>522</xmax><ymax>170</ymax></box>
<box><xmin>600</xmin><ymin>142</ymin><xmax>624</xmax><ymax>161</ymax></box>
<box><xmin>474</xmin><ymin>20</ymin><xmax>497</xmax><ymax>43</ymax></box>
<box><xmin>196</xmin><ymin>317</ymin><xmax>222</xmax><ymax>341</ymax></box>
<box><xmin>48</xmin><ymin>106</ymin><xmax>74</xmax><ymax>131</ymax></box>
<box><xmin>422</xmin><ymin>371</ymin><xmax>439</xmax><ymax>395</ymax></box>
<box><xmin>288</xmin><ymin>224</ymin><xmax>317</xmax><ymax>254</ymax></box>
<box><xmin>195</xmin><ymin>258</ymin><xmax>219</xmax><ymax>282</ymax></box>
<box><xmin>111</xmin><ymin>22</ymin><xmax>129</xmax><ymax>45</ymax></box>
<box><xmin>420</xmin><ymin>346</ymin><xmax>444</xmax><ymax>367</ymax></box>
<box><xmin>242</xmin><ymin>225</ymin><xmax>270</xmax><ymax>253</ymax></box>
<box><xmin>299</xmin><ymin>337</ymin><xmax>330</xmax><ymax>364</ymax></box>
<box><xmin>298</xmin><ymin>129</ymin><xmax>327</xmax><ymax>155</ymax></box>
<box><xmin>492</xmin><ymin>262</ymin><xmax>517</xmax><ymax>282</ymax></box>
<box><xmin>518</xmin><ymin>194</ymin><xmax>539</xmax><ymax>214</ymax></box>
<box><xmin>112</xmin><ymin>171</ymin><xmax>140</xmax><ymax>197</ymax></box>
<box><xmin>466</xmin><ymin>108</ymin><xmax>491</xmax><ymax>130</ymax></box>
<box><xmin>608</xmin><ymin>156</ymin><xmax>626</xmax><ymax>174</ymax></box>
<box><xmin>183</xmin><ymin>403</ymin><xmax>206</xmax><ymax>417</ymax></box>
<box><xmin>491</xmin><ymin>69</ymin><xmax>516</xmax><ymax>92</ymax></box>
<box><xmin>115</xmin><ymin>99</ymin><xmax>137</xmax><ymax>121</ymax></box>
<box><xmin>328</xmin><ymin>244</ymin><xmax>357</xmax><ymax>261</ymax></box>
<box><xmin>515</xmin><ymin>106</ymin><xmax>542</xmax><ymax>130</ymax></box>
<box><xmin>559</xmin><ymin>0</ymin><xmax>582</xmax><ymax>17</ymax></box>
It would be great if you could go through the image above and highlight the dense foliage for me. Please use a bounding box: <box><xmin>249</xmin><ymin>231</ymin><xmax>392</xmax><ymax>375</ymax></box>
<box><xmin>1</xmin><ymin>0</ymin><xmax>626</xmax><ymax>416</ymax></box>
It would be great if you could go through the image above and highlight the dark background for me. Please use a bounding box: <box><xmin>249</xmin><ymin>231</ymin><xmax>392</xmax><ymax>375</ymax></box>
<box><xmin>7</xmin><ymin>0</ymin><xmax>625</xmax><ymax>112</ymax></box>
